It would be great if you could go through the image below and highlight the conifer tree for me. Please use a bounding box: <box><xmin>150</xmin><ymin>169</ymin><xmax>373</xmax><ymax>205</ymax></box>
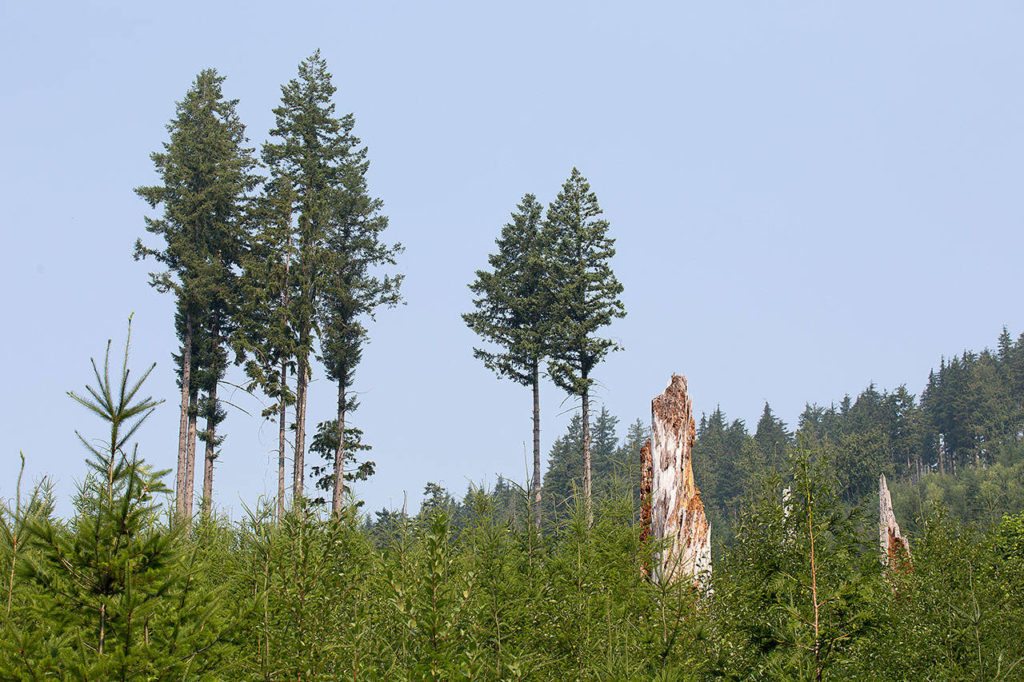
<box><xmin>8</xmin><ymin>326</ymin><xmax>231</xmax><ymax>677</ymax></box>
<box><xmin>263</xmin><ymin>50</ymin><xmax>361</xmax><ymax>501</ymax></box>
<box><xmin>236</xmin><ymin>176</ymin><xmax>297</xmax><ymax>518</ymax></box>
<box><xmin>309</xmin><ymin>420</ymin><xmax>375</xmax><ymax>506</ymax></box>
<box><xmin>753</xmin><ymin>402</ymin><xmax>791</xmax><ymax>470</ymax></box>
<box><xmin>542</xmin><ymin>414</ymin><xmax>584</xmax><ymax>523</ymax></box>
<box><xmin>317</xmin><ymin>119</ymin><xmax>402</xmax><ymax>516</ymax></box>
<box><xmin>135</xmin><ymin>69</ymin><xmax>257</xmax><ymax>520</ymax></box>
<box><xmin>464</xmin><ymin>193</ymin><xmax>550</xmax><ymax>527</ymax></box>
<box><xmin>544</xmin><ymin>169</ymin><xmax>625</xmax><ymax>525</ymax></box>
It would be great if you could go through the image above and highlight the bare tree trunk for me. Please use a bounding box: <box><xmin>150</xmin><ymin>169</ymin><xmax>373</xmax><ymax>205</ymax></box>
<box><xmin>278</xmin><ymin>359</ymin><xmax>288</xmax><ymax>520</ymax></box>
<box><xmin>278</xmin><ymin>212</ymin><xmax>291</xmax><ymax>518</ymax></box>
<box><xmin>184</xmin><ymin>386</ymin><xmax>198</xmax><ymax>519</ymax></box>
<box><xmin>532</xmin><ymin>360</ymin><xmax>541</xmax><ymax>529</ymax></box>
<box><xmin>879</xmin><ymin>474</ymin><xmax>912</xmax><ymax>568</ymax></box>
<box><xmin>648</xmin><ymin>375</ymin><xmax>711</xmax><ymax>586</ymax></box>
<box><xmin>201</xmin><ymin>379</ymin><xmax>218</xmax><ymax>518</ymax></box>
<box><xmin>807</xmin><ymin>490</ymin><xmax>822</xmax><ymax>682</ymax></box>
<box><xmin>582</xmin><ymin>382</ymin><xmax>592</xmax><ymax>527</ymax></box>
<box><xmin>176</xmin><ymin>312</ymin><xmax>193</xmax><ymax>520</ymax></box>
<box><xmin>331</xmin><ymin>380</ymin><xmax>346</xmax><ymax>516</ymax></box>
<box><xmin>293</xmin><ymin>353</ymin><xmax>308</xmax><ymax>502</ymax></box>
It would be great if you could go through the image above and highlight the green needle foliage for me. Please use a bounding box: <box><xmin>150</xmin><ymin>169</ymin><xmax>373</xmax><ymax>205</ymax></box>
<box><xmin>465</xmin><ymin>193</ymin><xmax>550</xmax><ymax>526</ymax></box>
<box><xmin>544</xmin><ymin>168</ymin><xmax>626</xmax><ymax>525</ymax></box>
<box><xmin>135</xmin><ymin>67</ymin><xmax>259</xmax><ymax>519</ymax></box>
<box><xmin>236</xmin><ymin>174</ymin><xmax>298</xmax><ymax>519</ymax></box>
<box><xmin>262</xmin><ymin>50</ymin><xmax>346</xmax><ymax>501</ymax></box>
<box><xmin>713</xmin><ymin>444</ymin><xmax>880</xmax><ymax>680</ymax></box>
<box><xmin>2</xmin><ymin>322</ymin><xmax>233</xmax><ymax>679</ymax></box>
<box><xmin>316</xmin><ymin>100</ymin><xmax>403</xmax><ymax>515</ymax></box>
<box><xmin>260</xmin><ymin>50</ymin><xmax>401</xmax><ymax>504</ymax></box>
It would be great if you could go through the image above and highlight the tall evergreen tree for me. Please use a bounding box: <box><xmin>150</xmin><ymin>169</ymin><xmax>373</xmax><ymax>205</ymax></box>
<box><xmin>135</xmin><ymin>69</ymin><xmax>257</xmax><ymax>520</ymax></box>
<box><xmin>236</xmin><ymin>176</ymin><xmax>297</xmax><ymax>518</ymax></box>
<box><xmin>263</xmin><ymin>50</ymin><xmax>359</xmax><ymax>501</ymax></box>
<box><xmin>589</xmin><ymin>406</ymin><xmax>620</xmax><ymax>493</ymax></box>
<box><xmin>544</xmin><ymin>169</ymin><xmax>625</xmax><ymax>525</ymax></box>
<box><xmin>317</xmin><ymin>120</ymin><xmax>403</xmax><ymax>515</ymax></box>
<box><xmin>541</xmin><ymin>414</ymin><xmax>584</xmax><ymax>524</ymax></box>
<box><xmin>753</xmin><ymin>402</ymin><xmax>791</xmax><ymax>471</ymax></box>
<box><xmin>463</xmin><ymin>194</ymin><xmax>549</xmax><ymax>527</ymax></box>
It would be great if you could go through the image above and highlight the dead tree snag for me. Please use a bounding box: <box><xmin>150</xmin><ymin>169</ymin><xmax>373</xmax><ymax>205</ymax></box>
<box><xmin>879</xmin><ymin>474</ymin><xmax>911</xmax><ymax>569</ymax></box>
<box><xmin>646</xmin><ymin>374</ymin><xmax>711</xmax><ymax>587</ymax></box>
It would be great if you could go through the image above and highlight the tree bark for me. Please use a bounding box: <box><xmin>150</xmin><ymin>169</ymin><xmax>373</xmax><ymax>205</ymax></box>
<box><xmin>582</xmin><ymin>381</ymin><xmax>592</xmax><ymax>527</ymax></box>
<box><xmin>201</xmin><ymin>378</ymin><xmax>218</xmax><ymax>518</ymax></box>
<box><xmin>293</xmin><ymin>353</ymin><xmax>308</xmax><ymax>502</ymax></box>
<box><xmin>532</xmin><ymin>360</ymin><xmax>541</xmax><ymax>529</ymax></box>
<box><xmin>184</xmin><ymin>385</ymin><xmax>198</xmax><ymax>519</ymax></box>
<box><xmin>278</xmin><ymin>359</ymin><xmax>288</xmax><ymax>520</ymax></box>
<box><xmin>331</xmin><ymin>380</ymin><xmax>347</xmax><ymax>516</ymax></box>
<box><xmin>176</xmin><ymin>312</ymin><xmax>193</xmax><ymax>521</ymax></box>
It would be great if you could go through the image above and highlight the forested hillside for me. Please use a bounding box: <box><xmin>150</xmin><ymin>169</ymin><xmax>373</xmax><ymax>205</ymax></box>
<box><xmin>528</xmin><ymin>327</ymin><xmax>1024</xmax><ymax>551</ymax></box>
<box><xmin>2</xmin><ymin>50</ymin><xmax>1023</xmax><ymax>679</ymax></box>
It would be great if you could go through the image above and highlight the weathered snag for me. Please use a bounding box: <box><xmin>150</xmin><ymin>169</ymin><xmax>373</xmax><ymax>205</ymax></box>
<box><xmin>648</xmin><ymin>374</ymin><xmax>711</xmax><ymax>586</ymax></box>
<box><xmin>879</xmin><ymin>474</ymin><xmax>911</xmax><ymax>569</ymax></box>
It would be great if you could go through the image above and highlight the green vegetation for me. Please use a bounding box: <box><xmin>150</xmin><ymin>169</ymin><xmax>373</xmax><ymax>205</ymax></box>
<box><xmin>3</xmin><ymin>323</ymin><xmax>1023</xmax><ymax>678</ymax></box>
<box><xmin>4</xmin><ymin>50</ymin><xmax>1023</xmax><ymax>678</ymax></box>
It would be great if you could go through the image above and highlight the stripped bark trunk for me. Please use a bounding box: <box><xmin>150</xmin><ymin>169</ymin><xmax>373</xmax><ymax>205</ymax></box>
<box><xmin>277</xmin><ymin>359</ymin><xmax>288</xmax><ymax>519</ymax></box>
<box><xmin>879</xmin><ymin>474</ymin><xmax>912</xmax><ymax>568</ymax></box>
<box><xmin>293</xmin><ymin>353</ymin><xmax>308</xmax><ymax>502</ymax></box>
<box><xmin>175</xmin><ymin>312</ymin><xmax>193</xmax><ymax>520</ymax></box>
<box><xmin>532</xmin><ymin>360</ymin><xmax>541</xmax><ymax>529</ymax></box>
<box><xmin>184</xmin><ymin>386</ymin><xmax>198</xmax><ymax>519</ymax></box>
<box><xmin>648</xmin><ymin>375</ymin><xmax>711</xmax><ymax>586</ymax></box>
<box><xmin>581</xmin><ymin>382</ymin><xmax>593</xmax><ymax>527</ymax></box>
<box><xmin>331</xmin><ymin>381</ymin><xmax>346</xmax><ymax>516</ymax></box>
<box><xmin>201</xmin><ymin>378</ymin><xmax>218</xmax><ymax>518</ymax></box>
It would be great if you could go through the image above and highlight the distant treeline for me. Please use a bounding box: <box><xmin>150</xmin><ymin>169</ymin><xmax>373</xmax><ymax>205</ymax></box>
<box><xmin>425</xmin><ymin>326</ymin><xmax>1023</xmax><ymax>546</ymax></box>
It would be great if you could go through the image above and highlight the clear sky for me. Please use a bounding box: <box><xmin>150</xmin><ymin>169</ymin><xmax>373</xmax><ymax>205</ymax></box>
<box><xmin>2</xmin><ymin>2</ymin><xmax>1023</xmax><ymax>517</ymax></box>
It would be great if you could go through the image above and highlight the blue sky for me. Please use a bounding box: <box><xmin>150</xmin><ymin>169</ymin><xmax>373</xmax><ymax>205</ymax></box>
<box><xmin>2</xmin><ymin>2</ymin><xmax>1023</xmax><ymax>517</ymax></box>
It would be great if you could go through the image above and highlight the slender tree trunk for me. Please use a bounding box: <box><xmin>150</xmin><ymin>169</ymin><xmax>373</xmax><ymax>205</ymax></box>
<box><xmin>331</xmin><ymin>380</ymin><xmax>346</xmax><ymax>516</ymax></box>
<box><xmin>184</xmin><ymin>386</ymin><xmax>198</xmax><ymax>519</ymax></box>
<box><xmin>278</xmin><ymin>213</ymin><xmax>291</xmax><ymax>518</ymax></box>
<box><xmin>201</xmin><ymin>378</ymin><xmax>218</xmax><ymax>518</ymax></box>
<box><xmin>808</xmin><ymin>493</ymin><xmax>822</xmax><ymax>682</ymax></box>
<box><xmin>176</xmin><ymin>312</ymin><xmax>193</xmax><ymax>520</ymax></box>
<box><xmin>278</xmin><ymin>360</ymin><xmax>288</xmax><ymax>519</ymax></box>
<box><xmin>582</xmin><ymin>381</ymin><xmax>593</xmax><ymax>527</ymax></box>
<box><xmin>532</xmin><ymin>360</ymin><xmax>541</xmax><ymax>529</ymax></box>
<box><xmin>293</xmin><ymin>352</ymin><xmax>308</xmax><ymax>501</ymax></box>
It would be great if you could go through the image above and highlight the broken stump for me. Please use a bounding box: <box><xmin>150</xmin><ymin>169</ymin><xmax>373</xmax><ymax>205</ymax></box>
<box><xmin>643</xmin><ymin>374</ymin><xmax>711</xmax><ymax>587</ymax></box>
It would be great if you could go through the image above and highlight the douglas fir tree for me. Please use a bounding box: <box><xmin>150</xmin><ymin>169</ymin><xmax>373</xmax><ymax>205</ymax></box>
<box><xmin>135</xmin><ymin>69</ymin><xmax>257</xmax><ymax>520</ymax></box>
<box><xmin>544</xmin><ymin>169</ymin><xmax>625</xmax><ymax>526</ymax></box>
<box><xmin>464</xmin><ymin>193</ymin><xmax>550</xmax><ymax>526</ymax></box>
